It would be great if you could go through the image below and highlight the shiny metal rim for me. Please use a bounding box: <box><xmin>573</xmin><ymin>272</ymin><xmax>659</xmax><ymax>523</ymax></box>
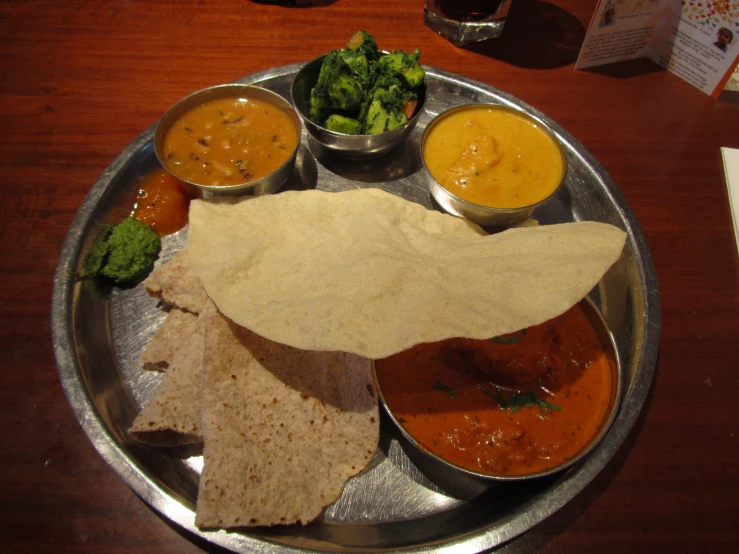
<box><xmin>52</xmin><ymin>62</ymin><xmax>660</xmax><ymax>553</ymax></box>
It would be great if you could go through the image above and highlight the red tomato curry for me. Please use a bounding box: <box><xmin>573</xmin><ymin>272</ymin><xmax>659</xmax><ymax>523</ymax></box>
<box><xmin>375</xmin><ymin>301</ymin><xmax>618</xmax><ymax>476</ymax></box>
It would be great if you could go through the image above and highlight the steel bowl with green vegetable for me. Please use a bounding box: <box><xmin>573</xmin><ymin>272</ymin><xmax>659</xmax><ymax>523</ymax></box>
<box><xmin>291</xmin><ymin>30</ymin><xmax>427</xmax><ymax>157</ymax></box>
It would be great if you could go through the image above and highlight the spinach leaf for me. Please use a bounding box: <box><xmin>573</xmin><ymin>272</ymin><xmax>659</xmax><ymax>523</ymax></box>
<box><xmin>481</xmin><ymin>385</ymin><xmax>562</xmax><ymax>416</ymax></box>
<box><xmin>432</xmin><ymin>381</ymin><xmax>456</xmax><ymax>399</ymax></box>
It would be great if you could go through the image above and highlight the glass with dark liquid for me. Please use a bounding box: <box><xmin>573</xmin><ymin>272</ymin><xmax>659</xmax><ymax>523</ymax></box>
<box><xmin>424</xmin><ymin>0</ymin><xmax>512</xmax><ymax>45</ymax></box>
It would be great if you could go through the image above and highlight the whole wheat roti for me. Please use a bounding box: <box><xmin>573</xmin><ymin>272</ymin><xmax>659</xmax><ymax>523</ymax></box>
<box><xmin>187</xmin><ymin>188</ymin><xmax>627</xmax><ymax>359</ymax></box>
<box><xmin>195</xmin><ymin>306</ymin><xmax>378</xmax><ymax>529</ymax></box>
<box><xmin>129</xmin><ymin>300</ymin><xmax>214</xmax><ymax>446</ymax></box>
<box><xmin>145</xmin><ymin>248</ymin><xmax>208</xmax><ymax>314</ymax></box>
<box><xmin>138</xmin><ymin>307</ymin><xmax>198</xmax><ymax>371</ymax></box>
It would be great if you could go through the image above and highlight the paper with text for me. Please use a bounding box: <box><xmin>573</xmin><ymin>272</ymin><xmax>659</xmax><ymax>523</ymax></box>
<box><xmin>725</xmin><ymin>60</ymin><xmax>739</xmax><ymax>89</ymax></box>
<box><xmin>721</xmin><ymin>147</ymin><xmax>739</xmax><ymax>256</ymax></box>
<box><xmin>576</xmin><ymin>0</ymin><xmax>739</xmax><ymax>97</ymax></box>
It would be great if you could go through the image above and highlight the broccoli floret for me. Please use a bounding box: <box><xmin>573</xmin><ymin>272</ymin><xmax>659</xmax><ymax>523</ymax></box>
<box><xmin>308</xmin><ymin>31</ymin><xmax>425</xmax><ymax>134</ymax></box>
<box><xmin>309</xmin><ymin>89</ymin><xmax>329</xmax><ymax>124</ymax></box>
<box><xmin>376</xmin><ymin>49</ymin><xmax>425</xmax><ymax>88</ymax></box>
<box><xmin>363</xmin><ymin>84</ymin><xmax>410</xmax><ymax>134</ymax></box>
<box><xmin>312</xmin><ymin>50</ymin><xmax>366</xmax><ymax>113</ymax></box>
<box><xmin>325</xmin><ymin>114</ymin><xmax>363</xmax><ymax>134</ymax></box>
<box><xmin>360</xmin><ymin>73</ymin><xmax>419</xmax><ymax>133</ymax></box>
<box><xmin>364</xmin><ymin>99</ymin><xmax>408</xmax><ymax>134</ymax></box>
<box><xmin>358</xmin><ymin>74</ymin><xmax>404</xmax><ymax>121</ymax></box>
<box><xmin>335</xmin><ymin>49</ymin><xmax>371</xmax><ymax>85</ymax></box>
<box><xmin>80</xmin><ymin>217</ymin><xmax>160</xmax><ymax>286</ymax></box>
<box><xmin>369</xmin><ymin>74</ymin><xmax>407</xmax><ymax>95</ymax></box>
<box><xmin>346</xmin><ymin>30</ymin><xmax>379</xmax><ymax>61</ymax></box>
<box><xmin>327</xmin><ymin>73</ymin><xmax>364</xmax><ymax>111</ymax></box>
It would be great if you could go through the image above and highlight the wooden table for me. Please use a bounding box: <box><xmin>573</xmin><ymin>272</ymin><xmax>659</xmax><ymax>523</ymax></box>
<box><xmin>1</xmin><ymin>0</ymin><xmax>737</xmax><ymax>552</ymax></box>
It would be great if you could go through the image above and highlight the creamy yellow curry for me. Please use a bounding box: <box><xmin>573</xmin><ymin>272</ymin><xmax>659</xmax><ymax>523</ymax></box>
<box><xmin>162</xmin><ymin>96</ymin><xmax>298</xmax><ymax>187</ymax></box>
<box><xmin>423</xmin><ymin>105</ymin><xmax>565</xmax><ymax>209</ymax></box>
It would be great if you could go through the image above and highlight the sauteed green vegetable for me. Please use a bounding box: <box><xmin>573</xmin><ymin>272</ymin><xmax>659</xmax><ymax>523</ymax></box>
<box><xmin>309</xmin><ymin>30</ymin><xmax>425</xmax><ymax>135</ymax></box>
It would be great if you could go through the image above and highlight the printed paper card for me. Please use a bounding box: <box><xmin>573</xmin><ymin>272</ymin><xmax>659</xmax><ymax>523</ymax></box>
<box><xmin>720</xmin><ymin>147</ymin><xmax>739</xmax><ymax>255</ymax></box>
<box><xmin>576</xmin><ymin>0</ymin><xmax>739</xmax><ymax>97</ymax></box>
<box><xmin>725</xmin><ymin>60</ymin><xmax>739</xmax><ymax>89</ymax></box>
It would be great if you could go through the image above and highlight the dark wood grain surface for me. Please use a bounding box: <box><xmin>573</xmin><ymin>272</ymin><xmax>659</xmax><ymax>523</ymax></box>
<box><xmin>1</xmin><ymin>0</ymin><xmax>738</xmax><ymax>552</ymax></box>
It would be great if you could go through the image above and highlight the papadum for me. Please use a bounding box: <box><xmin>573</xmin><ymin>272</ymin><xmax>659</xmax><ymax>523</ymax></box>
<box><xmin>188</xmin><ymin>188</ymin><xmax>627</xmax><ymax>359</ymax></box>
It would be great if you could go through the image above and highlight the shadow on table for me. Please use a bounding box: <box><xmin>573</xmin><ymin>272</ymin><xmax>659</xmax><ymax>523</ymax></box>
<box><xmin>718</xmin><ymin>90</ymin><xmax>739</xmax><ymax>105</ymax></box>
<box><xmin>581</xmin><ymin>56</ymin><xmax>665</xmax><ymax>79</ymax></box>
<box><xmin>462</xmin><ymin>0</ymin><xmax>586</xmax><ymax>69</ymax></box>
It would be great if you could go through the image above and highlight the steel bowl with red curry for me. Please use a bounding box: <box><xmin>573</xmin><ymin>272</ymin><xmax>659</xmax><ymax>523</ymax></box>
<box><xmin>375</xmin><ymin>298</ymin><xmax>620</xmax><ymax>478</ymax></box>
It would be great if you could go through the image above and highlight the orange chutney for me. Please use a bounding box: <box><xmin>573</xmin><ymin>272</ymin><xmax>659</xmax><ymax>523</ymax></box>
<box><xmin>133</xmin><ymin>167</ymin><xmax>195</xmax><ymax>237</ymax></box>
<box><xmin>161</xmin><ymin>96</ymin><xmax>299</xmax><ymax>187</ymax></box>
<box><xmin>375</xmin><ymin>302</ymin><xmax>617</xmax><ymax>476</ymax></box>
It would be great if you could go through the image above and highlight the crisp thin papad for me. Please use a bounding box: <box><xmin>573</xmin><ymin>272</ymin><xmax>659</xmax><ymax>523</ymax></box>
<box><xmin>195</xmin><ymin>306</ymin><xmax>378</xmax><ymax>529</ymax></box>
<box><xmin>138</xmin><ymin>307</ymin><xmax>198</xmax><ymax>371</ymax></box>
<box><xmin>145</xmin><ymin>248</ymin><xmax>208</xmax><ymax>314</ymax></box>
<box><xmin>129</xmin><ymin>301</ymin><xmax>212</xmax><ymax>446</ymax></box>
<box><xmin>188</xmin><ymin>189</ymin><xmax>627</xmax><ymax>359</ymax></box>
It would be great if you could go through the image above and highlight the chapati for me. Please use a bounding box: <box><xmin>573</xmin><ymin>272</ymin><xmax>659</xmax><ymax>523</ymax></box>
<box><xmin>128</xmin><ymin>301</ymin><xmax>212</xmax><ymax>446</ymax></box>
<box><xmin>195</xmin><ymin>306</ymin><xmax>378</xmax><ymax>528</ymax></box>
<box><xmin>138</xmin><ymin>307</ymin><xmax>198</xmax><ymax>371</ymax></box>
<box><xmin>145</xmin><ymin>247</ymin><xmax>208</xmax><ymax>313</ymax></box>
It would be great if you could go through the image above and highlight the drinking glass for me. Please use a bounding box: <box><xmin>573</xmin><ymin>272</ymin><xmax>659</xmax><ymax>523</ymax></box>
<box><xmin>424</xmin><ymin>0</ymin><xmax>513</xmax><ymax>46</ymax></box>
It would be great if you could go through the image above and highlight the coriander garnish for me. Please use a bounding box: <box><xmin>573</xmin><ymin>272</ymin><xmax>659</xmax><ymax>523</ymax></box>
<box><xmin>482</xmin><ymin>385</ymin><xmax>562</xmax><ymax>416</ymax></box>
<box><xmin>432</xmin><ymin>381</ymin><xmax>456</xmax><ymax>399</ymax></box>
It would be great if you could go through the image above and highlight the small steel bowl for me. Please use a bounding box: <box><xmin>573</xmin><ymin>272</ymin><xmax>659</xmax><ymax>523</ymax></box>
<box><xmin>422</xmin><ymin>104</ymin><xmax>567</xmax><ymax>227</ymax></box>
<box><xmin>290</xmin><ymin>54</ymin><xmax>427</xmax><ymax>158</ymax></box>
<box><xmin>154</xmin><ymin>84</ymin><xmax>301</xmax><ymax>197</ymax></box>
<box><xmin>374</xmin><ymin>297</ymin><xmax>622</xmax><ymax>499</ymax></box>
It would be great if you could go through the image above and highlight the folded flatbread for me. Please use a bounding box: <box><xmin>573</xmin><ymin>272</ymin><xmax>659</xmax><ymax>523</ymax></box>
<box><xmin>129</xmin><ymin>301</ymin><xmax>213</xmax><ymax>446</ymax></box>
<box><xmin>138</xmin><ymin>307</ymin><xmax>198</xmax><ymax>371</ymax></box>
<box><xmin>195</xmin><ymin>305</ymin><xmax>379</xmax><ymax>529</ymax></box>
<box><xmin>145</xmin><ymin>248</ymin><xmax>208</xmax><ymax>314</ymax></box>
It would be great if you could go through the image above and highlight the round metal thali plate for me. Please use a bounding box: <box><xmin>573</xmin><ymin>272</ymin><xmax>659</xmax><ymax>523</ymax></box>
<box><xmin>52</xmin><ymin>63</ymin><xmax>660</xmax><ymax>553</ymax></box>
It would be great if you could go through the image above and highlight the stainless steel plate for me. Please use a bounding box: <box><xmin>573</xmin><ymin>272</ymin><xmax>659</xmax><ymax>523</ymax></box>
<box><xmin>52</xmin><ymin>63</ymin><xmax>660</xmax><ymax>553</ymax></box>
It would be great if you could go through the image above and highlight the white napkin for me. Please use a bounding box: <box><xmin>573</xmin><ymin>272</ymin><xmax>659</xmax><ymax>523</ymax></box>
<box><xmin>721</xmin><ymin>147</ymin><xmax>739</xmax><ymax>256</ymax></box>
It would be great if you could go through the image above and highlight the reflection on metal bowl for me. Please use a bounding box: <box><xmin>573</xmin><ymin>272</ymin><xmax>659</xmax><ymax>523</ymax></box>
<box><xmin>291</xmin><ymin>54</ymin><xmax>427</xmax><ymax>158</ymax></box>
<box><xmin>375</xmin><ymin>296</ymin><xmax>622</xmax><ymax>498</ymax></box>
<box><xmin>52</xmin><ymin>63</ymin><xmax>659</xmax><ymax>553</ymax></box>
